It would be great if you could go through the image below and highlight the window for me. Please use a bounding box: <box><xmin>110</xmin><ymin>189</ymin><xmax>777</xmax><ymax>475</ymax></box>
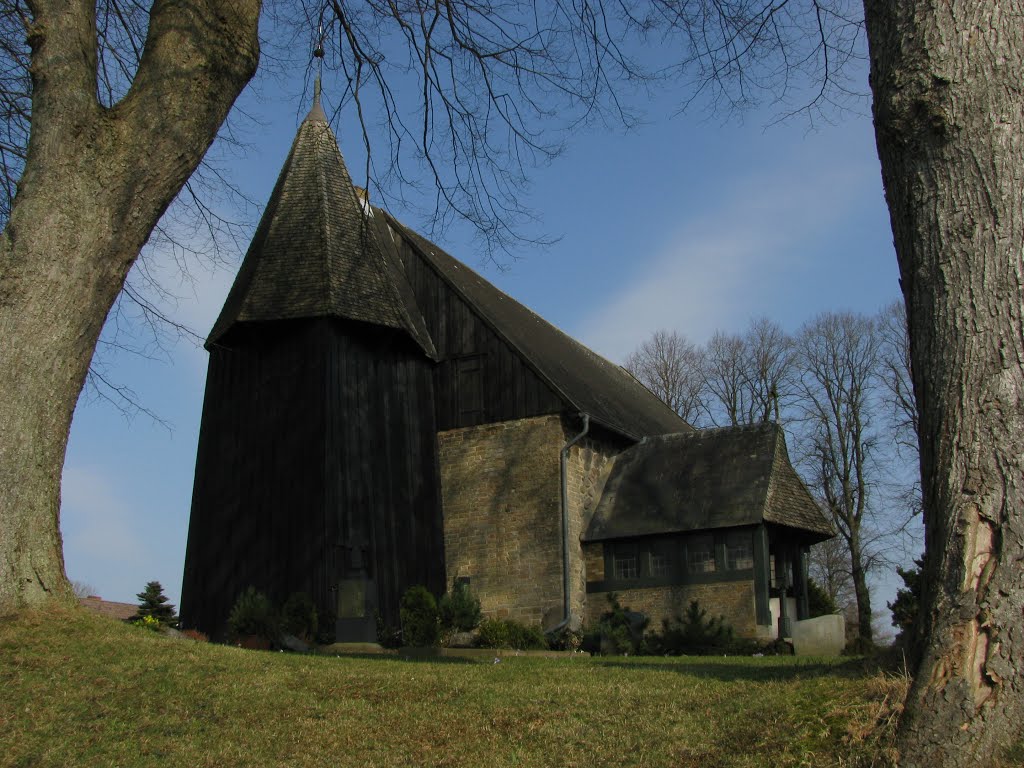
<box><xmin>612</xmin><ymin>552</ymin><xmax>638</xmax><ymax>579</ymax></box>
<box><xmin>649</xmin><ymin>552</ymin><xmax>671</xmax><ymax>578</ymax></box>
<box><xmin>455</xmin><ymin>355</ymin><xmax>484</xmax><ymax>425</ymax></box>
<box><xmin>725</xmin><ymin>531</ymin><xmax>753</xmax><ymax>570</ymax></box>
<box><xmin>686</xmin><ymin>534</ymin><xmax>716</xmax><ymax>574</ymax></box>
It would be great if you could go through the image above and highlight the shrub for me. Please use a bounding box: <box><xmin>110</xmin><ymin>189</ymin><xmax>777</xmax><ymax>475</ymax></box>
<box><xmin>181</xmin><ymin>629</ymin><xmax>209</xmax><ymax>643</ymax></box>
<box><xmin>583</xmin><ymin>593</ymin><xmax>649</xmax><ymax>655</ymax></box>
<box><xmin>888</xmin><ymin>558</ymin><xmax>924</xmax><ymax>662</ymax></box>
<box><xmin>315</xmin><ymin>607</ymin><xmax>337</xmax><ymax>645</ymax></box>
<box><xmin>131</xmin><ymin>614</ymin><xmax>162</xmax><ymax>632</ymax></box>
<box><xmin>375</xmin><ymin>612</ymin><xmax>403</xmax><ymax>649</ymax></box>
<box><xmin>807</xmin><ymin>578</ymin><xmax>838</xmax><ymax>618</ymax></box>
<box><xmin>399</xmin><ymin>586</ymin><xmax>439</xmax><ymax>647</ymax></box>
<box><xmin>134</xmin><ymin>581</ymin><xmax>177</xmax><ymax>627</ymax></box>
<box><xmin>280</xmin><ymin>592</ymin><xmax>318</xmax><ymax>641</ymax></box>
<box><xmin>647</xmin><ymin>600</ymin><xmax>736</xmax><ymax>656</ymax></box>
<box><xmin>438</xmin><ymin>581</ymin><xmax>482</xmax><ymax>631</ymax></box>
<box><xmin>547</xmin><ymin>627</ymin><xmax>583</xmax><ymax>652</ymax></box>
<box><xmin>227</xmin><ymin>587</ymin><xmax>278</xmax><ymax>642</ymax></box>
<box><xmin>476</xmin><ymin>618</ymin><xmax>547</xmax><ymax>650</ymax></box>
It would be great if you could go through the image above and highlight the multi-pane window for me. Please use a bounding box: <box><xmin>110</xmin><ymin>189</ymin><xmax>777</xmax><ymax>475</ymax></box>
<box><xmin>649</xmin><ymin>552</ymin><xmax>671</xmax><ymax>578</ymax></box>
<box><xmin>687</xmin><ymin>534</ymin><xmax>716</xmax><ymax>574</ymax></box>
<box><xmin>725</xmin><ymin>531</ymin><xmax>754</xmax><ymax>570</ymax></box>
<box><xmin>612</xmin><ymin>552</ymin><xmax>638</xmax><ymax>579</ymax></box>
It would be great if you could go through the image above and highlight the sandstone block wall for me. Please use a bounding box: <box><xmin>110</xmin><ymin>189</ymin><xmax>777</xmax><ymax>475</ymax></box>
<box><xmin>438</xmin><ymin>414</ymin><xmax>621</xmax><ymax>629</ymax></box>
<box><xmin>585</xmin><ymin>579</ymin><xmax>758</xmax><ymax>638</ymax></box>
<box><xmin>564</xmin><ymin>431</ymin><xmax>619</xmax><ymax>625</ymax></box>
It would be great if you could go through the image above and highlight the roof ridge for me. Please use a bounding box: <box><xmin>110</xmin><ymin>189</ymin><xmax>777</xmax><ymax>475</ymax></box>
<box><xmin>384</xmin><ymin>213</ymin><xmax>690</xmax><ymax>440</ymax></box>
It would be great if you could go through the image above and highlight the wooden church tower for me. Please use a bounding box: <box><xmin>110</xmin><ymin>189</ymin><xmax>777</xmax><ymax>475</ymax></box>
<box><xmin>180</xmin><ymin>93</ymin><xmax>446</xmax><ymax>641</ymax></box>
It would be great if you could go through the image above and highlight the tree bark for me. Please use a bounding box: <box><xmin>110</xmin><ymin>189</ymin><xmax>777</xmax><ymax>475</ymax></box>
<box><xmin>865</xmin><ymin>2</ymin><xmax>1024</xmax><ymax>765</ymax></box>
<box><xmin>0</xmin><ymin>0</ymin><xmax>260</xmax><ymax>616</ymax></box>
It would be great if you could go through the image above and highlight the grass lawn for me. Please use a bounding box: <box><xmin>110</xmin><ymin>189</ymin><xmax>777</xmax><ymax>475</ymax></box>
<box><xmin>0</xmin><ymin>607</ymin><xmax>1014</xmax><ymax>767</ymax></box>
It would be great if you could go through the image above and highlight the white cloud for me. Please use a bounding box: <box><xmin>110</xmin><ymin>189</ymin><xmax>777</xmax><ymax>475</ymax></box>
<box><xmin>576</xmin><ymin>138</ymin><xmax>878</xmax><ymax>362</ymax></box>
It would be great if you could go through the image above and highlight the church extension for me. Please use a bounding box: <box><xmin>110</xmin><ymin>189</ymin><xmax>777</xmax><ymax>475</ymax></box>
<box><xmin>180</xmin><ymin>95</ymin><xmax>835</xmax><ymax>644</ymax></box>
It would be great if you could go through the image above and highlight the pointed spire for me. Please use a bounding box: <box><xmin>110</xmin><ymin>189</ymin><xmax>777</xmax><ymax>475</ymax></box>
<box><xmin>207</xmin><ymin>94</ymin><xmax>436</xmax><ymax>360</ymax></box>
<box><xmin>305</xmin><ymin>76</ymin><xmax>328</xmax><ymax>123</ymax></box>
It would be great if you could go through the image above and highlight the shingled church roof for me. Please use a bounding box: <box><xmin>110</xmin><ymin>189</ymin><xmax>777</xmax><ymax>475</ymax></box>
<box><xmin>207</xmin><ymin>98</ymin><xmax>436</xmax><ymax>357</ymax></box>
<box><xmin>585</xmin><ymin>422</ymin><xmax>834</xmax><ymax>540</ymax></box>
<box><xmin>208</xmin><ymin>94</ymin><xmax>686</xmax><ymax>440</ymax></box>
<box><xmin>380</xmin><ymin>216</ymin><xmax>690</xmax><ymax>440</ymax></box>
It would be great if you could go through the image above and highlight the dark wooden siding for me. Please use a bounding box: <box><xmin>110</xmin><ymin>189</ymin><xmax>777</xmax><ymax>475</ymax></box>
<box><xmin>392</xmin><ymin>235</ymin><xmax>564</xmax><ymax>429</ymax></box>
<box><xmin>181</xmin><ymin>318</ymin><xmax>445</xmax><ymax>640</ymax></box>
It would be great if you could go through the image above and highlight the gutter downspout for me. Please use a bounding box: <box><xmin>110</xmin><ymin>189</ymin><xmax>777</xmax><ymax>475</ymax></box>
<box><xmin>552</xmin><ymin>412</ymin><xmax>590</xmax><ymax>634</ymax></box>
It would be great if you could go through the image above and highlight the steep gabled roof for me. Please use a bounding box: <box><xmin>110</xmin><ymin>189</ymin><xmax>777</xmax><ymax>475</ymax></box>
<box><xmin>380</xmin><ymin>215</ymin><xmax>691</xmax><ymax>440</ymax></box>
<box><xmin>207</xmin><ymin>103</ymin><xmax>435</xmax><ymax>358</ymax></box>
<box><xmin>585</xmin><ymin>422</ymin><xmax>834</xmax><ymax>540</ymax></box>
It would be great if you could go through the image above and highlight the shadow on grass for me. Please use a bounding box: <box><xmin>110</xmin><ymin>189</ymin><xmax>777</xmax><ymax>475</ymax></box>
<box><xmin>591</xmin><ymin>656</ymin><xmax>872</xmax><ymax>682</ymax></box>
<box><xmin>315</xmin><ymin>650</ymin><xmax>480</xmax><ymax>665</ymax></box>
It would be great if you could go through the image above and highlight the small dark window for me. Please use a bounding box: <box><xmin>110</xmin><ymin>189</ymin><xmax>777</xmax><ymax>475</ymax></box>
<box><xmin>612</xmin><ymin>553</ymin><xmax>638</xmax><ymax>579</ymax></box>
<box><xmin>687</xmin><ymin>534</ymin><xmax>716</xmax><ymax>574</ymax></box>
<box><xmin>725</xmin><ymin>531</ymin><xmax>753</xmax><ymax>570</ymax></box>
<box><xmin>455</xmin><ymin>355</ymin><xmax>485</xmax><ymax>425</ymax></box>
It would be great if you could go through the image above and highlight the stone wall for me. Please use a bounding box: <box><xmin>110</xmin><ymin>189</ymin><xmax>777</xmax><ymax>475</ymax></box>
<box><xmin>564</xmin><ymin>431</ymin><xmax>619</xmax><ymax>625</ymax></box>
<box><xmin>437</xmin><ymin>414</ymin><xmax>621</xmax><ymax>629</ymax></box>
<box><xmin>585</xmin><ymin>579</ymin><xmax>758</xmax><ymax>639</ymax></box>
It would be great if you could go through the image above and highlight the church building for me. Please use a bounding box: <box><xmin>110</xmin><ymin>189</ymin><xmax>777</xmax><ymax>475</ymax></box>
<box><xmin>179</xmin><ymin>93</ymin><xmax>834</xmax><ymax>644</ymax></box>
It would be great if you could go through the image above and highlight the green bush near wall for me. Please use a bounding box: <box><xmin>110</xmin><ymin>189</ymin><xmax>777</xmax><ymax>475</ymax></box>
<box><xmin>399</xmin><ymin>586</ymin><xmax>440</xmax><ymax>647</ymax></box>
<box><xmin>476</xmin><ymin>618</ymin><xmax>547</xmax><ymax>650</ymax></box>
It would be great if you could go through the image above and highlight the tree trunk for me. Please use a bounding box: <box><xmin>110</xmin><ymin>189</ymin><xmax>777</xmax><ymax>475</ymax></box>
<box><xmin>848</xmin><ymin>529</ymin><xmax>873</xmax><ymax>643</ymax></box>
<box><xmin>0</xmin><ymin>0</ymin><xmax>260</xmax><ymax>616</ymax></box>
<box><xmin>865</xmin><ymin>2</ymin><xmax>1024</xmax><ymax>765</ymax></box>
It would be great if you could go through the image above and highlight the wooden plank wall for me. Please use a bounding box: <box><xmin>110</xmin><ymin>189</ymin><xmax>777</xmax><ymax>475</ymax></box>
<box><xmin>181</xmin><ymin>318</ymin><xmax>446</xmax><ymax>640</ymax></box>
<box><xmin>181</xmin><ymin>321</ymin><xmax>331</xmax><ymax>638</ymax></box>
<box><xmin>393</xmin><ymin>237</ymin><xmax>564</xmax><ymax>429</ymax></box>
<box><xmin>323</xmin><ymin>321</ymin><xmax>446</xmax><ymax>634</ymax></box>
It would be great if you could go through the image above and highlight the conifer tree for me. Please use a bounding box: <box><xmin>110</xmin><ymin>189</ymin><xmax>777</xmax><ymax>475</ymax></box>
<box><xmin>134</xmin><ymin>581</ymin><xmax>177</xmax><ymax>627</ymax></box>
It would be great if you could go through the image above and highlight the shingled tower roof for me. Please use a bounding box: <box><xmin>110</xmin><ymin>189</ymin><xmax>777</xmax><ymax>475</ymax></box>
<box><xmin>207</xmin><ymin>93</ymin><xmax>436</xmax><ymax>357</ymax></box>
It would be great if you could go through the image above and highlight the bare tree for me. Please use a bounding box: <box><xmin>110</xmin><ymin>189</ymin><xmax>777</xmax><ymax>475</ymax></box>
<box><xmin>0</xmin><ymin>0</ymin><xmax>1020</xmax><ymax>762</ymax></box>
<box><xmin>701</xmin><ymin>318</ymin><xmax>795</xmax><ymax>426</ymax></box>
<box><xmin>878</xmin><ymin>300</ymin><xmax>919</xmax><ymax>456</ymax></box>
<box><xmin>807</xmin><ymin>535</ymin><xmax>855</xmax><ymax>615</ymax></box>
<box><xmin>624</xmin><ymin>329</ymin><xmax>705</xmax><ymax>424</ymax></box>
<box><xmin>701</xmin><ymin>330</ymin><xmax>751</xmax><ymax>426</ymax></box>
<box><xmin>795</xmin><ymin>311</ymin><xmax>883</xmax><ymax>643</ymax></box>
<box><xmin>743</xmin><ymin>317</ymin><xmax>796</xmax><ymax>423</ymax></box>
<box><xmin>70</xmin><ymin>580</ymin><xmax>97</xmax><ymax>599</ymax></box>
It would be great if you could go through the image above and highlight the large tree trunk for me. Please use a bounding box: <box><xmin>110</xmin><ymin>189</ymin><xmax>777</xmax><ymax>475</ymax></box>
<box><xmin>865</xmin><ymin>2</ymin><xmax>1024</xmax><ymax>765</ymax></box>
<box><xmin>0</xmin><ymin>0</ymin><xmax>260</xmax><ymax>616</ymax></box>
<box><xmin>848</xmin><ymin>541</ymin><xmax>873</xmax><ymax>643</ymax></box>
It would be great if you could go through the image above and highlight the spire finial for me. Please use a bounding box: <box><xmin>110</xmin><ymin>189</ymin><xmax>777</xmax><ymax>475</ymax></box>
<box><xmin>305</xmin><ymin>75</ymin><xmax>328</xmax><ymax>123</ymax></box>
<box><xmin>305</xmin><ymin>14</ymin><xmax>328</xmax><ymax>122</ymax></box>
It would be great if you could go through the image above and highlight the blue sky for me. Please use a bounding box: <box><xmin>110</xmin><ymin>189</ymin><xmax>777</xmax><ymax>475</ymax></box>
<box><xmin>60</xmin><ymin>57</ymin><xmax>911</xmax><ymax>624</ymax></box>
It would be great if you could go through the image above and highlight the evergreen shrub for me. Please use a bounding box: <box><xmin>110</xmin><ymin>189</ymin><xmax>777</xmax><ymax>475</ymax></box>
<box><xmin>227</xmin><ymin>587</ymin><xmax>278</xmax><ymax>641</ymax></box>
<box><xmin>281</xmin><ymin>592</ymin><xmax>318</xmax><ymax>640</ymax></box>
<box><xmin>399</xmin><ymin>586</ymin><xmax>440</xmax><ymax>647</ymax></box>
<box><xmin>581</xmin><ymin>593</ymin><xmax>649</xmax><ymax>655</ymax></box>
<box><xmin>438</xmin><ymin>581</ymin><xmax>482</xmax><ymax>631</ymax></box>
<box><xmin>648</xmin><ymin>600</ymin><xmax>736</xmax><ymax>655</ymax></box>
<box><xmin>134</xmin><ymin>581</ymin><xmax>177</xmax><ymax>627</ymax></box>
